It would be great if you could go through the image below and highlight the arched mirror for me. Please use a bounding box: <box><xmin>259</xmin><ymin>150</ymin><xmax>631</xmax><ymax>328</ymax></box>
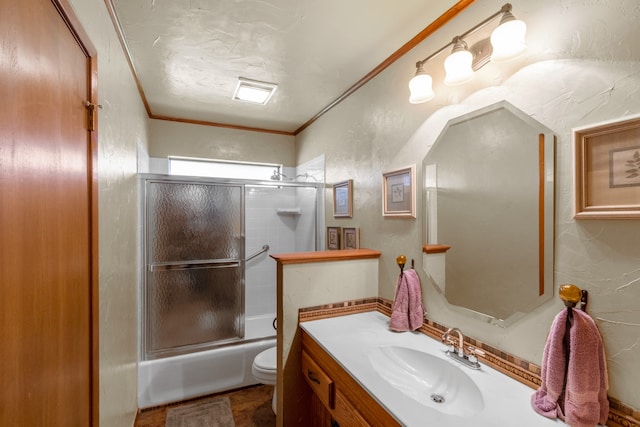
<box><xmin>422</xmin><ymin>101</ymin><xmax>556</xmax><ymax>327</ymax></box>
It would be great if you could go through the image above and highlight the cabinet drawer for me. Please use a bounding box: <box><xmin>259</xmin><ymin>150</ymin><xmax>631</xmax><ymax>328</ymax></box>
<box><xmin>334</xmin><ymin>389</ymin><xmax>370</xmax><ymax>427</ymax></box>
<box><xmin>301</xmin><ymin>349</ymin><xmax>334</xmax><ymax>409</ymax></box>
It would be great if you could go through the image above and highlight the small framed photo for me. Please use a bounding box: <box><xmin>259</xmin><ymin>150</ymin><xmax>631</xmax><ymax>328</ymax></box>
<box><xmin>573</xmin><ymin>114</ymin><xmax>640</xmax><ymax>219</ymax></box>
<box><xmin>333</xmin><ymin>179</ymin><xmax>353</xmax><ymax>218</ymax></box>
<box><xmin>342</xmin><ymin>227</ymin><xmax>360</xmax><ymax>249</ymax></box>
<box><xmin>326</xmin><ymin>226</ymin><xmax>341</xmax><ymax>250</ymax></box>
<box><xmin>382</xmin><ymin>165</ymin><xmax>416</xmax><ymax>218</ymax></box>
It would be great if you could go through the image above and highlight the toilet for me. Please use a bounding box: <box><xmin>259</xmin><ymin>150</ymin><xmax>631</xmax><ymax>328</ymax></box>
<box><xmin>252</xmin><ymin>346</ymin><xmax>277</xmax><ymax>414</ymax></box>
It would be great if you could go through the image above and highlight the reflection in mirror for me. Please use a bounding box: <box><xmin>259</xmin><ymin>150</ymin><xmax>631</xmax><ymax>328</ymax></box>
<box><xmin>422</xmin><ymin>101</ymin><xmax>555</xmax><ymax>327</ymax></box>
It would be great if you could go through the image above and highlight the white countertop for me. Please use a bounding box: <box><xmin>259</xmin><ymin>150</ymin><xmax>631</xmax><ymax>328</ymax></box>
<box><xmin>300</xmin><ymin>310</ymin><xmax>565</xmax><ymax>427</ymax></box>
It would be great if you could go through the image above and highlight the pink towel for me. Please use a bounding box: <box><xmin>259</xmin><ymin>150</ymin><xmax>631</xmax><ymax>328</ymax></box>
<box><xmin>531</xmin><ymin>308</ymin><xmax>609</xmax><ymax>427</ymax></box>
<box><xmin>389</xmin><ymin>269</ymin><xmax>424</xmax><ymax>332</ymax></box>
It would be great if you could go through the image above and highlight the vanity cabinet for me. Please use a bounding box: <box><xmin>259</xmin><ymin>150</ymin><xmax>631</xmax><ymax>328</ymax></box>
<box><xmin>301</xmin><ymin>329</ymin><xmax>400</xmax><ymax>427</ymax></box>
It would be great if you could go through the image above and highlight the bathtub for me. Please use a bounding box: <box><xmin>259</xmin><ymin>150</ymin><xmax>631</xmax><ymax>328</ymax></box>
<box><xmin>138</xmin><ymin>314</ymin><xmax>276</xmax><ymax>408</ymax></box>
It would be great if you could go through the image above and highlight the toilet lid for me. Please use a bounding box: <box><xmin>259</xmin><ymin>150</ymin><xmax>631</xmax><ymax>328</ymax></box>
<box><xmin>254</xmin><ymin>347</ymin><xmax>276</xmax><ymax>371</ymax></box>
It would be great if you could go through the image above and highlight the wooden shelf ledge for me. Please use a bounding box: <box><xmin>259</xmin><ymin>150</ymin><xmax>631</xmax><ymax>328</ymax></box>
<box><xmin>270</xmin><ymin>248</ymin><xmax>381</xmax><ymax>265</ymax></box>
<box><xmin>422</xmin><ymin>244</ymin><xmax>452</xmax><ymax>254</ymax></box>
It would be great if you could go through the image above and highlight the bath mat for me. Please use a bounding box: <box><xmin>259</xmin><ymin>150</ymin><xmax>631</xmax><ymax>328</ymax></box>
<box><xmin>165</xmin><ymin>396</ymin><xmax>235</xmax><ymax>427</ymax></box>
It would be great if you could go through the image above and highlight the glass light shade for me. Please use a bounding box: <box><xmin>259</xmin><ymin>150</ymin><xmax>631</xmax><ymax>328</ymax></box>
<box><xmin>490</xmin><ymin>12</ymin><xmax>527</xmax><ymax>62</ymax></box>
<box><xmin>443</xmin><ymin>43</ymin><xmax>474</xmax><ymax>86</ymax></box>
<box><xmin>409</xmin><ymin>70</ymin><xmax>435</xmax><ymax>104</ymax></box>
<box><xmin>233</xmin><ymin>77</ymin><xmax>277</xmax><ymax>104</ymax></box>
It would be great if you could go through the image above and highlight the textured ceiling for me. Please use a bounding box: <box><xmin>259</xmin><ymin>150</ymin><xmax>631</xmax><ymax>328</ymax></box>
<box><xmin>110</xmin><ymin>0</ymin><xmax>460</xmax><ymax>133</ymax></box>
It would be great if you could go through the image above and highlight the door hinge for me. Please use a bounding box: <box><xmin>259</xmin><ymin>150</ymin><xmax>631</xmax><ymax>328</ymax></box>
<box><xmin>84</xmin><ymin>101</ymin><xmax>101</xmax><ymax>132</ymax></box>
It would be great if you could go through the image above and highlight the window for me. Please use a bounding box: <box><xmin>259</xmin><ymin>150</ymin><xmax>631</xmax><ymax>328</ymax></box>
<box><xmin>169</xmin><ymin>157</ymin><xmax>281</xmax><ymax>181</ymax></box>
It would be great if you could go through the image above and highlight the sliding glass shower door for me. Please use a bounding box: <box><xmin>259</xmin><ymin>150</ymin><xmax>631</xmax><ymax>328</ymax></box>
<box><xmin>143</xmin><ymin>178</ymin><xmax>244</xmax><ymax>360</ymax></box>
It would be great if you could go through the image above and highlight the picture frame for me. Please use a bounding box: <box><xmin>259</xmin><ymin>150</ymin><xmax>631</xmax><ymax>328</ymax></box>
<box><xmin>342</xmin><ymin>227</ymin><xmax>360</xmax><ymax>250</ymax></box>
<box><xmin>333</xmin><ymin>179</ymin><xmax>353</xmax><ymax>218</ymax></box>
<box><xmin>382</xmin><ymin>165</ymin><xmax>416</xmax><ymax>218</ymax></box>
<box><xmin>326</xmin><ymin>226</ymin><xmax>341</xmax><ymax>250</ymax></box>
<box><xmin>573</xmin><ymin>114</ymin><xmax>640</xmax><ymax>219</ymax></box>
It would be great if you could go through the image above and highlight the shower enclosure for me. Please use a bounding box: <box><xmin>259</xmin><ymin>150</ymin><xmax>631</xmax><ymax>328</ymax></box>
<box><xmin>143</xmin><ymin>178</ymin><xmax>247</xmax><ymax>359</ymax></box>
<box><xmin>139</xmin><ymin>174</ymin><xmax>320</xmax><ymax>405</ymax></box>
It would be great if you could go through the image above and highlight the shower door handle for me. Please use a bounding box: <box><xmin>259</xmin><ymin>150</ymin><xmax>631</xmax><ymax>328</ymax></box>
<box><xmin>149</xmin><ymin>259</ymin><xmax>240</xmax><ymax>271</ymax></box>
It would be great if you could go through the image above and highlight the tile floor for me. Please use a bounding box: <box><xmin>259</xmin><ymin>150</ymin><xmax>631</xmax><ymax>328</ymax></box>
<box><xmin>134</xmin><ymin>384</ymin><xmax>276</xmax><ymax>427</ymax></box>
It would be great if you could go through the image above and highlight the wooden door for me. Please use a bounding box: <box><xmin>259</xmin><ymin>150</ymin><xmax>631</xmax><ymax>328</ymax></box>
<box><xmin>0</xmin><ymin>0</ymin><xmax>98</xmax><ymax>425</ymax></box>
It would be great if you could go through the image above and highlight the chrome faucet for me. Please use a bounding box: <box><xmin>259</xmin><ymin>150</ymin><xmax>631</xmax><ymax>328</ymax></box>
<box><xmin>442</xmin><ymin>327</ymin><xmax>465</xmax><ymax>357</ymax></box>
<box><xmin>441</xmin><ymin>327</ymin><xmax>482</xmax><ymax>369</ymax></box>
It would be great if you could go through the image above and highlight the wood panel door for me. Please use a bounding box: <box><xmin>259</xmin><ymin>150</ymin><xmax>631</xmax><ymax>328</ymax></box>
<box><xmin>0</xmin><ymin>0</ymin><xmax>98</xmax><ymax>425</ymax></box>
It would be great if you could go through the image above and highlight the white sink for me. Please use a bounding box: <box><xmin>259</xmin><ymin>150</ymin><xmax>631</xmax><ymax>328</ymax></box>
<box><xmin>368</xmin><ymin>345</ymin><xmax>484</xmax><ymax>417</ymax></box>
<box><xmin>301</xmin><ymin>311</ymin><xmax>563</xmax><ymax>426</ymax></box>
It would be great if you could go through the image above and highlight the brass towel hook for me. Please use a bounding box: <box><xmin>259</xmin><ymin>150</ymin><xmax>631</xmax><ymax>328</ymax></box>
<box><xmin>559</xmin><ymin>284</ymin><xmax>588</xmax><ymax>311</ymax></box>
<box><xmin>396</xmin><ymin>255</ymin><xmax>416</xmax><ymax>278</ymax></box>
<box><xmin>397</xmin><ymin>255</ymin><xmax>406</xmax><ymax>277</ymax></box>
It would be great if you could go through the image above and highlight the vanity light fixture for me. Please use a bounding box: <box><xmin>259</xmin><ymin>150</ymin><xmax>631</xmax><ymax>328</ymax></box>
<box><xmin>408</xmin><ymin>3</ymin><xmax>526</xmax><ymax>104</ymax></box>
<box><xmin>233</xmin><ymin>77</ymin><xmax>278</xmax><ymax>105</ymax></box>
<box><xmin>408</xmin><ymin>65</ymin><xmax>435</xmax><ymax>103</ymax></box>
<box><xmin>443</xmin><ymin>37</ymin><xmax>474</xmax><ymax>86</ymax></box>
<box><xmin>490</xmin><ymin>7</ymin><xmax>527</xmax><ymax>62</ymax></box>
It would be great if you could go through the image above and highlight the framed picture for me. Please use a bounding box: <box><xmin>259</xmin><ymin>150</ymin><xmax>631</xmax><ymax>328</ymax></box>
<box><xmin>326</xmin><ymin>226</ymin><xmax>341</xmax><ymax>250</ymax></box>
<box><xmin>342</xmin><ymin>227</ymin><xmax>360</xmax><ymax>249</ymax></box>
<box><xmin>333</xmin><ymin>179</ymin><xmax>353</xmax><ymax>218</ymax></box>
<box><xmin>382</xmin><ymin>165</ymin><xmax>416</xmax><ymax>218</ymax></box>
<box><xmin>573</xmin><ymin>114</ymin><xmax>640</xmax><ymax>219</ymax></box>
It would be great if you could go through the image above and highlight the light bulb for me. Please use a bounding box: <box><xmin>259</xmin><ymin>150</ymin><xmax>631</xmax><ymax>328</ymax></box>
<box><xmin>409</xmin><ymin>67</ymin><xmax>435</xmax><ymax>104</ymax></box>
<box><xmin>444</xmin><ymin>39</ymin><xmax>474</xmax><ymax>86</ymax></box>
<box><xmin>490</xmin><ymin>11</ymin><xmax>527</xmax><ymax>62</ymax></box>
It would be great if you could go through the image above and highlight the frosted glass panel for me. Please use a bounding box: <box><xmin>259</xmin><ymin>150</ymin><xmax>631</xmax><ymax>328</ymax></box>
<box><xmin>147</xmin><ymin>182</ymin><xmax>242</xmax><ymax>263</ymax></box>
<box><xmin>143</xmin><ymin>179</ymin><xmax>244</xmax><ymax>359</ymax></box>
<box><xmin>146</xmin><ymin>266</ymin><xmax>243</xmax><ymax>355</ymax></box>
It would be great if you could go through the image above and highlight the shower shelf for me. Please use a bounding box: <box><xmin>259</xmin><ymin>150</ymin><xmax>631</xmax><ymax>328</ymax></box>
<box><xmin>277</xmin><ymin>208</ymin><xmax>301</xmax><ymax>215</ymax></box>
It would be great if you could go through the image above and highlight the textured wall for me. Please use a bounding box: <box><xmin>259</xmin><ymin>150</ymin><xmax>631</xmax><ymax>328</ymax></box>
<box><xmin>279</xmin><ymin>258</ymin><xmax>379</xmax><ymax>424</ymax></box>
<box><xmin>296</xmin><ymin>0</ymin><xmax>640</xmax><ymax>410</ymax></box>
<box><xmin>149</xmin><ymin>119</ymin><xmax>296</xmax><ymax>166</ymax></box>
<box><xmin>67</xmin><ymin>0</ymin><xmax>150</xmax><ymax>425</ymax></box>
